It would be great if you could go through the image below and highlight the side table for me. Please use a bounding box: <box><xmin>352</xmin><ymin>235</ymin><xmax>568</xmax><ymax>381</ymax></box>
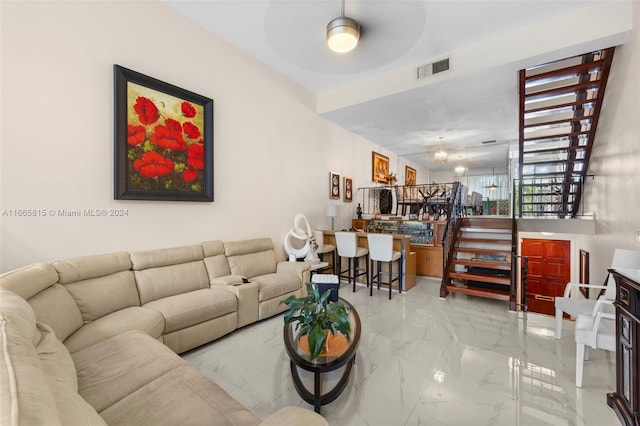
<box><xmin>283</xmin><ymin>298</ymin><xmax>361</xmax><ymax>414</ymax></box>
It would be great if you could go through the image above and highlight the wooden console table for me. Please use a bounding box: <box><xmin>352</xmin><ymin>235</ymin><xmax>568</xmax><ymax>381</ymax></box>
<box><xmin>607</xmin><ymin>268</ymin><xmax>640</xmax><ymax>426</ymax></box>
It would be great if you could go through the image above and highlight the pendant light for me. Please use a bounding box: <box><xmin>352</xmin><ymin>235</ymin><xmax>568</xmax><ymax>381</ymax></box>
<box><xmin>327</xmin><ymin>0</ymin><xmax>360</xmax><ymax>53</ymax></box>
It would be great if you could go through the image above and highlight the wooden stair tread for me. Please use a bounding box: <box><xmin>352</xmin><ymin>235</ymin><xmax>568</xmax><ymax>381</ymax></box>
<box><xmin>459</xmin><ymin>227</ymin><xmax>511</xmax><ymax>234</ymax></box>
<box><xmin>449</xmin><ymin>272</ymin><xmax>511</xmax><ymax>285</ymax></box>
<box><xmin>458</xmin><ymin>237</ymin><xmax>511</xmax><ymax>244</ymax></box>
<box><xmin>444</xmin><ymin>284</ymin><xmax>510</xmax><ymax>301</ymax></box>
<box><xmin>452</xmin><ymin>259</ymin><xmax>511</xmax><ymax>270</ymax></box>
<box><xmin>454</xmin><ymin>247</ymin><xmax>511</xmax><ymax>256</ymax></box>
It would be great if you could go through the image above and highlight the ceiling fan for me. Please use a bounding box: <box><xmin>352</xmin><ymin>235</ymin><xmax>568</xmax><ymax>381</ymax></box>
<box><xmin>483</xmin><ymin>167</ymin><xmax>501</xmax><ymax>190</ymax></box>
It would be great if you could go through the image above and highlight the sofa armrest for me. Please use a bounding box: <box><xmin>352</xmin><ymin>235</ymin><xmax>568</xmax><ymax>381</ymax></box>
<box><xmin>260</xmin><ymin>407</ymin><xmax>327</xmax><ymax>426</ymax></box>
<box><xmin>210</xmin><ymin>275</ymin><xmax>246</xmax><ymax>286</ymax></box>
<box><xmin>277</xmin><ymin>261</ymin><xmax>310</xmax><ymax>276</ymax></box>
<box><xmin>276</xmin><ymin>261</ymin><xmax>310</xmax><ymax>285</ymax></box>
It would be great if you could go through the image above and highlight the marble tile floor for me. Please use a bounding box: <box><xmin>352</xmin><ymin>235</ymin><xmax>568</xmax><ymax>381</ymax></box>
<box><xmin>182</xmin><ymin>277</ymin><xmax>619</xmax><ymax>426</ymax></box>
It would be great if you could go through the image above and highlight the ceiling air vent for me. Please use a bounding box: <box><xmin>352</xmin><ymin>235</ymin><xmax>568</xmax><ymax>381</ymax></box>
<box><xmin>417</xmin><ymin>57</ymin><xmax>450</xmax><ymax>79</ymax></box>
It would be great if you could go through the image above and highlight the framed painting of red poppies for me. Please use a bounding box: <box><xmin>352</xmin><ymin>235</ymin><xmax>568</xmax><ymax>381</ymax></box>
<box><xmin>114</xmin><ymin>65</ymin><xmax>214</xmax><ymax>201</ymax></box>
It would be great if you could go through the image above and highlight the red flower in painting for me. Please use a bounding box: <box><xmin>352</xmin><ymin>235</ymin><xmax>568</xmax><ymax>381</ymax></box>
<box><xmin>133</xmin><ymin>97</ymin><xmax>159</xmax><ymax>125</ymax></box>
<box><xmin>187</xmin><ymin>143</ymin><xmax>204</xmax><ymax>170</ymax></box>
<box><xmin>182</xmin><ymin>168</ymin><xmax>198</xmax><ymax>182</ymax></box>
<box><xmin>165</xmin><ymin>118</ymin><xmax>182</xmax><ymax>131</ymax></box>
<box><xmin>127</xmin><ymin>125</ymin><xmax>146</xmax><ymax>146</ymax></box>
<box><xmin>181</xmin><ymin>101</ymin><xmax>196</xmax><ymax>118</ymax></box>
<box><xmin>183</xmin><ymin>122</ymin><xmax>201</xmax><ymax>139</ymax></box>
<box><xmin>133</xmin><ymin>151</ymin><xmax>174</xmax><ymax>178</ymax></box>
<box><xmin>150</xmin><ymin>125</ymin><xmax>186</xmax><ymax>151</ymax></box>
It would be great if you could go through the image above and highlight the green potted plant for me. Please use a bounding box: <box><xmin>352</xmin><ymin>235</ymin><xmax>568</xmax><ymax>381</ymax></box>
<box><xmin>282</xmin><ymin>283</ymin><xmax>351</xmax><ymax>360</ymax></box>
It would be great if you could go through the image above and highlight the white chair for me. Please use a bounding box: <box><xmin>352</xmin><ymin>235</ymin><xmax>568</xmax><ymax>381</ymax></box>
<box><xmin>367</xmin><ymin>233</ymin><xmax>402</xmax><ymax>300</ymax></box>
<box><xmin>313</xmin><ymin>230</ymin><xmax>336</xmax><ymax>274</ymax></box>
<box><xmin>334</xmin><ymin>231</ymin><xmax>369</xmax><ymax>292</ymax></box>
<box><xmin>555</xmin><ymin>248</ymin><xmax>640</xmax><ymax>339</ymax></box>
<box><xmin>574</xmin><ymin>299</ymin><xmax>616</xmax><ymax>387</ymax></box>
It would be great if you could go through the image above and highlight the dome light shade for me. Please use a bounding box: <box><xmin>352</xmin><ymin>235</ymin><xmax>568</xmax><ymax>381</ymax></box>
<box><xmin>327</xmin><ymin>17</ymin><xmax>360</xmax><ymax>53</ymax></box>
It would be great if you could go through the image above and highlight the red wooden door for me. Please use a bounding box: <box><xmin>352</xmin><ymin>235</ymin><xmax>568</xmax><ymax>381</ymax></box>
<box><xmin>521</xmin><ymin>239</ymin><xmax>571</xmax><ymax>316</ymax></box>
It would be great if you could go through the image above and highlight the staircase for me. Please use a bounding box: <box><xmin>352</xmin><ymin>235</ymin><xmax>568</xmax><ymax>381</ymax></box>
<box><xmin>441</xmin><ymin>217</ymin><xmax>516</xmax><ymax>309</ymax></box>
<box><xmin>518</xmin><ymin>48</ymin><xmax>615</xmax><ymax>217</ymax></box>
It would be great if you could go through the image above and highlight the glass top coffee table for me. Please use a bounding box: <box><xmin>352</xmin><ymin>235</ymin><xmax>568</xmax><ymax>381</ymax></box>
<box><xmin>283</xmin><ymin>297</ymin><xmax>361</xmax><ymax>414</ymax></box>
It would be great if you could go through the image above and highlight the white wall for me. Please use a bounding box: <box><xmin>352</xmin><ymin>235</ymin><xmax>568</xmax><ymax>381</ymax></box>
<box><xmin>575</xmin><ymin>0</ymin><xmax>640</xmax><ymax>286</ymax></box>
<box><xmin>0</xmin><ymin>1</ymin><xmax>421</xmax><ymax>271</ymax></box>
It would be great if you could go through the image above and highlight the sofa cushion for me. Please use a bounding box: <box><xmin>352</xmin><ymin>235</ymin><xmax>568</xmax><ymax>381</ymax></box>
<box><xmin>135</xmin><ymin>260</ymin><xmax>210</xmax><ymax>305</ymax></box>
<box><xmin>53</xmin><ymin>252</ymin><xmax>132</xmax><ymax>284</ymax></box>
<box><xmin>35</xmin><ymin>322</ymin><xmax>77</xmax><ymax>392</ymax></box>
<box><xmin>99</xmin><ymin>365</ymin><xmax>260</xmax><ymax>426</ymax></box>
<box><xmin>35</xmin><ymin>323</ymin><xmax>106</xmax><ymax>425</ymax></box>
<box><xmin>73</xmin><ymin>330</ymin><xmax>185</xmax><ymax>413</ymax></box>
<box><xmin>64</xmin><ymin>307</ymin><xmax>165</xmax><ymax>354</ymax></box>
<box><xmin>225</xmin><ymin>238</ymin><xmax>278</xmax><ymax>279</ymax></box>
<box><xmin>64</xmin><ymin>271</ymin><xmax>140</xmax><ymax>324</ymax></box>
<box><xmin>47</xmin><ymin>378</ymin><xmax>107</xmax><ymax>426</ymax></box>
<box><xmin>0</xmin><ymin>262</ymin><xmax>59</xmax><ymax>300</ymax></box>
<box><xmin>29</xmin><ymin>284</ymin><xmax>83</xmax><ymax>342</ymax></box>
<box><xmin>0</xmin><ymin>289</ymin><xmax>62</xmax><ymax>426</ymax></box>
<box><xmin>254</xmin><ymin>273</ymin><xmax>302</xmax><ymax>302</ymax></box>
<box><xmin>53</xmin><ymin>252</ymin><xmax>140</xmax><ymax>324</ymax></box>
<box><xmin>201</xmin><ymin>240</ymin><xmax>232</xmax><ymax>279</ymax></box>
<box><xmin>143</xmin><ymin>289</ymin><xmax>237</xmax><ymax>334</ymax></box>
<box><xmin>131</xmin><ymin>244</ymin><xmax>203</xmax><ymax>270</ymax></box>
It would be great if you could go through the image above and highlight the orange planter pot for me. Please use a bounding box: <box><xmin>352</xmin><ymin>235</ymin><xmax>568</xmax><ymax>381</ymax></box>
<box><xmin>298</xmin><ymin>332</ymin><xmax>349</xmax><ymax>357</ymax></box>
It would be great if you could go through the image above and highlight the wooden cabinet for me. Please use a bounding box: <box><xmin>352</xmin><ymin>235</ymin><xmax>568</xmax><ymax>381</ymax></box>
<box><xmin>352</xmin><ymin>219</ymin><xmax>368</xmax><ymax>230</ymax></box>
<box><xmin>607</xmin><ymin>268</ymin><xmax>640</xmax><ymax>426</ymax></box>
<box><xmin>413</xmin><ymin>245</ymin><xmax>443</xmax><ymax>278</ymax></box>
<box><xmin>405</xmin><ymin>252</ymin><xmax>417</xmax><ymax>290</ymax></box>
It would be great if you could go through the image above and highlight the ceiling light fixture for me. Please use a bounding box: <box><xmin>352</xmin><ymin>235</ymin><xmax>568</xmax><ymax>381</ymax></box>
<box><xmin>455</xmin><ymin>164</ymin><xmax>466</xmax><ymax>175</ymax></box>
<box><xmin>434</xmin><ymin>137</ymin><xmax>448</xmax><ymax>163</ymax></box>
<box><xmin>327</xmin><ymin>0</ymin><xmax>360</xmax><ymax>53</ymax></box>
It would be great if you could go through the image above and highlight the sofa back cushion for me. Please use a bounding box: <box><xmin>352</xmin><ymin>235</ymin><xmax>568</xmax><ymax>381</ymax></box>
<box><xmin>0</xmin><ymin>262</ymin><xmax>59</xmax><ymax>300</ymax></box>
<box><xmin>224</xmin><ymin>238</ymin><xmax>277</xmax><ymax>278</ymax></box>
<box><xmin>131</xmin><ymin>245</ymin><xmax>209</xmax><ymax>305</ymax></box>
<box><xmin>0</xmin><ymin>289</ymin><xmax>63</xmax><ymax>425</ymax></box>
<box><xmin>34</xmin><ymin>322</ymin><xmax>107</xmax><ymax>425</ymax></box>
<box><xmin>0</xmin><ymin>263</ymin><xmax>83</xmax><ymax>342</ymax></box>
<box><xmin>29</xmin><ymin>284</ymin><xmax>83</xmax><ymax>342</ymax></box>
<box><xmin>53</xmin><ymin>253</ymin><xmax>139</xmax><ymax>324</ymax></box>
<box><xmin>201</xmin><ymin>240</ymin><xmax>231</xmax><ymax>280</ymax></box>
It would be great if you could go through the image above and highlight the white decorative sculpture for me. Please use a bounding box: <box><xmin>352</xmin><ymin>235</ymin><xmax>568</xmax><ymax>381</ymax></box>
<box><xmin>283</xmin><ymin>214</ymin><xmax>312</xmax><ymax>262</ymax></box>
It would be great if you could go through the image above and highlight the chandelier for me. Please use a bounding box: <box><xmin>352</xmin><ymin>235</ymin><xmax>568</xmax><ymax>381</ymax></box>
<box><xmin>454</xmin><ymin>164</ymin><xmax>466</xmax><ymax>174</ymax></box>
<box><xmin>434</xmin><ymin>137</ymin><xmax>448</xmax><ymax>163</ymax></box>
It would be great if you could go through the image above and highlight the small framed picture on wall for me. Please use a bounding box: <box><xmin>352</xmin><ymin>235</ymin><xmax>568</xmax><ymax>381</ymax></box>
<box><xmin>344</xmin><ymin>177</ymin><xmax>353</xmax><ymax>202</ymax></box>
<box><xmin>330</xmin><ymin>171</ymin><xmax>340</xmax><ymax>199</ymax></box>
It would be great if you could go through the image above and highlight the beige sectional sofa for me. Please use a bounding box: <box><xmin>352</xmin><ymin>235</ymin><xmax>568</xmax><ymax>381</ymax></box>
<box><xmin>0</xmin><ymin>238</ymin><xmax>325</xmax><ymax>426</ymax></box>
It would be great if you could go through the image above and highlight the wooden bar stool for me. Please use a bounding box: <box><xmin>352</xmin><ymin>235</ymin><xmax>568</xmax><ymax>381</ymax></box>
<box><xmin>334</xmin><ymin>231</ymin><xmax>369</xmax><ymax>292</ymax></box>
<box><xmin>367</xmin><ymin>233</ymin><xmax>402</xmax><ymax>299</ymax></box>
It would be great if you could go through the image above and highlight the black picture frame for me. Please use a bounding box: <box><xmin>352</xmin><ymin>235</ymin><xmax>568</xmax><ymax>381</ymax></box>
<box><xmin>114</xmin><ymin>65</ymin><xmax>214</xmax><ymax>201</ymax></box>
